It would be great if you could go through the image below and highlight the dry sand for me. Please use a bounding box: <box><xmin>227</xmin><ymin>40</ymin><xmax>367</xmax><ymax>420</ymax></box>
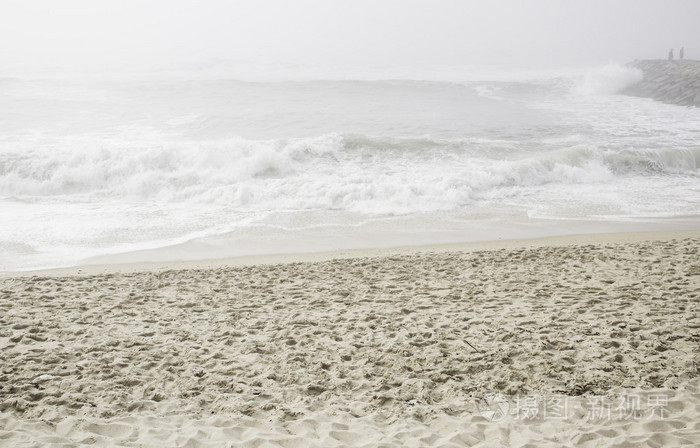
<box><xmin>1</xmin><ymin>231</ymin><xmax>700</xmax><ymax>447</ymax></box>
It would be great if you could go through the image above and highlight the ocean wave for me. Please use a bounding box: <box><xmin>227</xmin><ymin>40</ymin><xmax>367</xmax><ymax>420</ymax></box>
<box><xmin>472</xmin><ymin>63</ymin><xmax>643</xmax><ymax>100</ymax></box>
<box><xmin>1</xmin><ymin>134</ymin><xmax>697</xmax><ymax>215</ymax></box>
<box><xmin>573</xmin><ymin>63</ymin><xmax>644</xmax><ymax>95</ymax></box>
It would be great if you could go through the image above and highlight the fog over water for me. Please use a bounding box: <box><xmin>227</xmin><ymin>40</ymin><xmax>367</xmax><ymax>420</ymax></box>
<box><xmin>2</xmin><ymin>0</ymin><xmax>700</xmax><ymax>75</ymax></box>
<box><xmin>1</xmin><ymin>1</ymin><xmax>699</xmax><ymax>270</ymax></box>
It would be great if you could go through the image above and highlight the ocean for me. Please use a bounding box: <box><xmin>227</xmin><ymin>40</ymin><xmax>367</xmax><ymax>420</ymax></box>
<box><xmin>1</xmin><ymin>64</ymin><xmax>699</xmax><ymax>271</ymax></box>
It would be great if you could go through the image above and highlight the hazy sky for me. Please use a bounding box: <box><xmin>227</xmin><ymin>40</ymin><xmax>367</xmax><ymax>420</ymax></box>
<box><xmin>2</xmin><ymin>0</ymin><xmax>699</xmax><ymax>73</ymax></box>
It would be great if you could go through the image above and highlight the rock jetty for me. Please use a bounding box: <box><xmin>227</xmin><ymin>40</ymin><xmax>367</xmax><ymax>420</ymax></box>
<box><xmin>621</xmin><ymin>59</ymin><xmax>700</xmax><ymax>107</ymax></box>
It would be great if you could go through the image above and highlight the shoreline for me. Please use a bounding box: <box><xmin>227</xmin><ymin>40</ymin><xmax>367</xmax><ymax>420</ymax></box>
<box><xmin>5</xmin><ymin>227</ymin><xmax>700</xmax><ymax>278</ymax></box>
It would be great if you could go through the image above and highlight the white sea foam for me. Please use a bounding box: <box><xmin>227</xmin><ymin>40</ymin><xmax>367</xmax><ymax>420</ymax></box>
<box><xmin>1</xmin><ymin>64</ymin><xmax>699</xmax><ymax>270</ymax></box>
<box><xmin>2</xmin><ymin>136</ymin><xmax>698</xmax><ymax>213</ymax></box>
<box><xmin>572</xmin><ymin>63</ymin><xmax>644</xmax><ymax>95</ymax></box>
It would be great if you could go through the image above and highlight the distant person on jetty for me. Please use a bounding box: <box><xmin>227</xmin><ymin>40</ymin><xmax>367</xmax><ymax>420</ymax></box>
<box><xmin>668</xmin><ymin>48</ymin><xmax>674</xmax><ymax>60</ymax></box>
<box><xmin>680</xmin><ymin>47</ymin><xmax>684</xmax><ymax>60</ymax></box>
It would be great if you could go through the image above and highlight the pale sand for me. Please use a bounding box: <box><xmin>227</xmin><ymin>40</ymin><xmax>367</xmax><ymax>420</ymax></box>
<box><xmin>1</xmin><ymin>231</ymin><xmax>700</xmax><ymax>447</ymax></box>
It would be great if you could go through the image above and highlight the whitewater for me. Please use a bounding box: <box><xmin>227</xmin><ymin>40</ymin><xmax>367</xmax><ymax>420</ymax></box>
<box><xmin>1</xmin><ymin>64</ymin><xmax>699</xmax><ymax>271</ymax></box>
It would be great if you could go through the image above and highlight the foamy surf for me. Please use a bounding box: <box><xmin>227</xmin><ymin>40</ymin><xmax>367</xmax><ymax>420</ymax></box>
<box><xmin>1</xmin><ymin>64</ymin><xmax>699</xmax><ymax>270</ymax></box>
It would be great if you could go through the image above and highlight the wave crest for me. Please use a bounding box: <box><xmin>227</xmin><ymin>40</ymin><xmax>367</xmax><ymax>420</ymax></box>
<box><xmin>1</xmin><ymin>135</ymin><xmax>697</xmax><ymax>214</ymax></box>
<box><xmin>573</xmin><ymin>63</ymin><xmax>644</xmax><ymax>95</ymax></box>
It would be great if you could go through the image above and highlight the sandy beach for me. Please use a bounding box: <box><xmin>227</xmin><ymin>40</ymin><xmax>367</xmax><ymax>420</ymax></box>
<box><xmin>4</xmin><ymin>1</ymin><xmax>700</xmax><ymax>446</ymax></box>
<box><xmin>1</xmin><ymin>230</ymin><xmax>700</xmax><ymax>447</ymax></box>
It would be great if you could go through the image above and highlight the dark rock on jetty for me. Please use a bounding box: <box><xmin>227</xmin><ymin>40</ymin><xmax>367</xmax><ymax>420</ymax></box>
<box><xmin>621</xmin><ymin>59</ymin><xmax>700</xmax><ymax>107</ymax></box>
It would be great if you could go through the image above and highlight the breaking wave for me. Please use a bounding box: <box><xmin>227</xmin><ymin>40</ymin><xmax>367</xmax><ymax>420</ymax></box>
<box><xmin>1</xmin><ymin>134</ymin><xmax>697</xmax><ymax>215</ymax></box>
<box><xmin>472</xmin><ymin>63</ymin><xmax>644</xmax><ymax>100</ymax></box>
